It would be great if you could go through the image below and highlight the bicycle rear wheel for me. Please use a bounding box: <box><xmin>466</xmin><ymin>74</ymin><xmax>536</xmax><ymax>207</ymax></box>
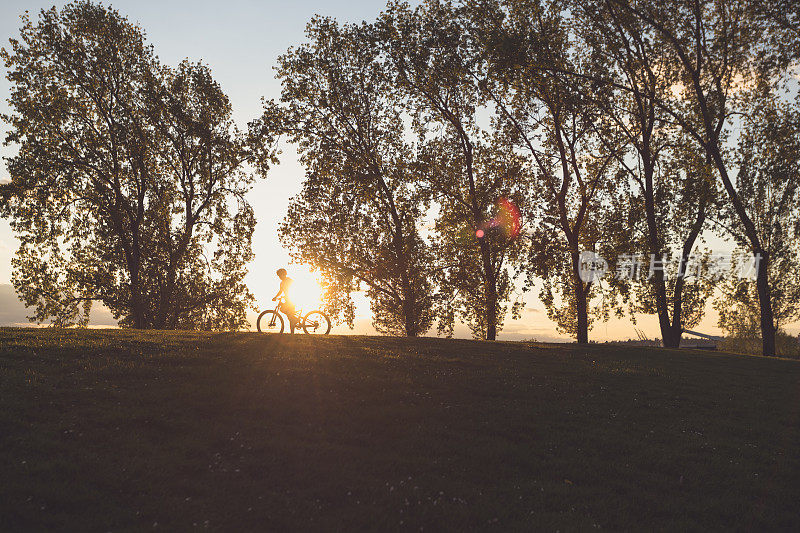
<box><xmin>302</xmin><ymin>311</ymin><xmax>331</xmax><ymax>335</ymax></box>
<box><xmin>257</xmin><ymin>310</ymin><xmax>284</xmax><ymax>333</ymax></box>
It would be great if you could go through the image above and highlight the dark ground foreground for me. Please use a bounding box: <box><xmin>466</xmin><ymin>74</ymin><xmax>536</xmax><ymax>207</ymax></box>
<box><xmin>1</xmin><ymin>329</ymin><xmax>798</xmax><ymax>531</ymax></box>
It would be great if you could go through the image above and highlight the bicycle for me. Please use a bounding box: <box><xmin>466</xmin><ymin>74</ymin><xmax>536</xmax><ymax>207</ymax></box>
<box><xmin>256</xmin><ymin>297</ymin><xmax>332</xmax><ymax>335</ymax></box>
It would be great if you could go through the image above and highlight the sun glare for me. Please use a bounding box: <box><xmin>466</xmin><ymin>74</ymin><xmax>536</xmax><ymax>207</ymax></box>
<box><xmin>277</xmin><ymin>265</ymin><xmax>323</xmax><ymax>311</ymax></box>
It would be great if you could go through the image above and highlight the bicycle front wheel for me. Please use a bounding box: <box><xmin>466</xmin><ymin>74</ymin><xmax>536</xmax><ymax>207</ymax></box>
<box><xmin>302</xmin><ymin>311</ymin><xmax>331</xmax><ymax>335</ymax></box>
<box><xmin>257</xmin><ymin>310</ymin><xmax>284</xmax><ymax>333</ymax></box>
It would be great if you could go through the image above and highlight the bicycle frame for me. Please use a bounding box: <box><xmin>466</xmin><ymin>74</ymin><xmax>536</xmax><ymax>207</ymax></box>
<box><xmin>257</xmin><ymin>298</ymin><xmax>330</xmax><ymax>335</ymax></box>
<box><xmin>269</xmin><ymin>298</ymin><xmax>300</xmax><ymax>327</ymax></box>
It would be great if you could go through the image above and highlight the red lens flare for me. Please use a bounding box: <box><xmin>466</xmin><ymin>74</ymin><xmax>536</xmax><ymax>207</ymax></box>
<box><xmin>497</xmin><ymin>197</ymin><xmax>521</xmax><ymax>238</ymax></box>
<box><xmin>475</xmin><ymin>197</ymin><xmax>521</xmax><ymax>240</ymax></box>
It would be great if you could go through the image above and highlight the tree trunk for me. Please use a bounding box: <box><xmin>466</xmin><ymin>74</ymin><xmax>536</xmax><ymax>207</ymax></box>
<box><xmin>398</xmin><ymin>261</ymin><xmax>417</xmax><ymax>337</ymax></box>
<box><xmin>706</xmin><ymin>146</ymin><xmax>776</xmax><ymax>356</ymax></box>
<box><xmin>640</xmin><ymin>157</ymin><xmax>677</xmax><ymax>348</ymax></box>
<box><xmin>128</xmin><ymin>252</ymin><xmax>147</xmax><ymax>329</ymax></box>
<box><xmin>401</xmin><ymin>280</ymin><xmax>418</xmax><ymax>337</ymax></box>
<box><xmin>571</xmin><ymin>249</ymin><xmax>589</xmax><ymax>344</ymax></box>
<box><xmin>652</xmin><ymin>267</ymin><xmax>674</xmax><ymax>347</ymax></box>
<box><xmin>130</xmin><ymin>279</ymin><xmax>146</xmax><ymax>329</ymax></box>
<box><xmin>662</xmin><ymin>325</ymin><xmax>682</xmax><ymax>349</ymax></box>
<box><xmin>404</xmin><ymin>314</ymin><xmax>418</xmax><ymax>337</ymax></box>
<box><xmin>486</xmin><ymin>284</ymin><xmax>498</xmax><ymax>341</ymax></box>
<box><xmin>154</xmin><ymin>273</ymin><xmax>173</xmax><ymax>330</ymax></box>
<box><xmin>665</xmin><ymin>275</ymin><xmax>684</xmax><ymax>349</ymax></box>
<box><xmin>575</xmin><ymin>282</ymin><xmax>589</xmax><ymax>344</ymax></box>
<box><xmin>396</xmin><ymin>229</ymin><xmax>418</xmax><ymax>338</ymax></box>
<box><xmin>480</xmin><ymin>239</ymin><xmax>498</xmax><ymax>341</ymax></box>
<box><xmin>665</xmin><ymin>202</ymin><xmax>706</xmax><ymax>349</ymax></box>
<box><xmin>756</xmin><ymin>250</ymin><xmax>777</xmax><ymax>356</ymax></box>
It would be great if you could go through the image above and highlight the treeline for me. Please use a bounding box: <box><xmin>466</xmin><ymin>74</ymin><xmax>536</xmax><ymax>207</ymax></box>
<box><xmin>1</xmin><ymin>1</ymin><xmax>798</xmax><ymax>356</ymax></box>
<box><xmin>268</xmin><ymin>0</ymin><xmax>799</xmax><ymax>356</ymax></box>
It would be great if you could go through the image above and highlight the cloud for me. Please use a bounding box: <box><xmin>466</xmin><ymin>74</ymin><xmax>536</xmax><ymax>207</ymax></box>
<box><xmin>502</xmin><ymin>324</ymin><xmax>551</xmax><ymax>334</ymax></box>
<box><xmin>499</xmin><ymin>322</ymin><xmax>570</xmax><ymax>342</ymax></box>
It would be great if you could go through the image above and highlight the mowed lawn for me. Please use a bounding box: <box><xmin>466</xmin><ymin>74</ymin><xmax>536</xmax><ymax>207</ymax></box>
<box><xmin>1</xmin><ymin>329</ymin><xmax>798</xmax><ymax>531</ymax></box>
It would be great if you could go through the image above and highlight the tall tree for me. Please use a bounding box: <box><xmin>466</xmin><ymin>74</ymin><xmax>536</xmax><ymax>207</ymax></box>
<box><xmin>572</xmin><ymin>0</ymin><xmax>717</xmax><ymax>347</ymax></box>
<box><xmin>472</xmin><ymin>0</ymin><xmax>621</xmax><ymax>343</ymax></box>
<box><xmin>715</xmin><ymin>251</ymin><xmax>800</xmax><ymax>340</ymax></box>
<box><xmin>271</xmin><ymin>17</ymin><xmax>435</xmax><ymax>336</ymax></box>
<box><xmin>615</xmin><ymin>138</ymin><xmax>717</xmax><ymax>341</ymax></box>
<box><xmin>609</xmin><ymin>0</ymin><xmax>786</xmax><ymax>355</ymax></box>
<box><xmin>380</xmin><ymin>0</ymin><xmax>526</xmax><ymax>340</ymax></box>
<box><xmin>421</xmin><ymin>137</ymin><xmax>528</xmax><ymax>339</ymax></box>
<box><xmin>714</xmin><ymin>82</ymin><xmax>800</xmax><ymax>340</ymax></box>
<box><xmin>0</xmin><ymin>2</ymin><xmax>275</xmax><ymax>329</ymax></box>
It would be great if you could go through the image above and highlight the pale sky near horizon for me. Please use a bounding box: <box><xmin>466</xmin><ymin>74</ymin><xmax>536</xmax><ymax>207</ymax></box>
<box><xmin>0</xmin><ymin>0</ymin><xmax>796</xmax><ymax>340</ymax></box>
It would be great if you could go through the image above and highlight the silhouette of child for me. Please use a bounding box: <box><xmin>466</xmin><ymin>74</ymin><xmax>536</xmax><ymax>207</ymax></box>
<box><xmin>273</xmin><ymin>268</ymin><xmax>297</xmax><ymax>332</ymax></box>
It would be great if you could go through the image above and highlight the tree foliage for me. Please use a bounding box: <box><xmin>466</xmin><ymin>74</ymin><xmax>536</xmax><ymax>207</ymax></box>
<box><xmin>471</xmin><ymin>0</ymin><xmax>623</xmax><ymax>342</ymax></box>
<box><xmin>0</xmin><ymin>1</ymin><xmax>276</xmax><ymax>329</ymax></box>
<box><xmin>715</xmin><ymin>83</ymin><xmax>800</xmax><ymax>337</ymax></box>
<box><xmin>603</xmin><ymin>0</ymin><xmax>791</xmax><ymax>355</ymax></box>
<box><xmin>569</xmin><ymin>0</ymin><xmax>718</xmax><ymax>347</ymax></box>
<box><xmin>380</xmin><ymin>0</ymin><xmax>528</xmax><ymax>340</ymax></box>
<box><xmin>271</xmin><ymin>17</ymin><xmax>435</xmax><ymax>336</ymax></box>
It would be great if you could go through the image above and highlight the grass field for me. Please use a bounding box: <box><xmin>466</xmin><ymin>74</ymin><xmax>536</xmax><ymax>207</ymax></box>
<box><xmin>1</xmin><ymin>329</ymin><xmax>799</xmax><ymax>531</ymax></box>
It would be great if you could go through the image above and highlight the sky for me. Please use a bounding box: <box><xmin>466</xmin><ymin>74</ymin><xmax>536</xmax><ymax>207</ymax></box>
<box><xmin>0</xmin><ymin>0</ymin><xmax>795</xmax><ymax>341</ymax></box>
